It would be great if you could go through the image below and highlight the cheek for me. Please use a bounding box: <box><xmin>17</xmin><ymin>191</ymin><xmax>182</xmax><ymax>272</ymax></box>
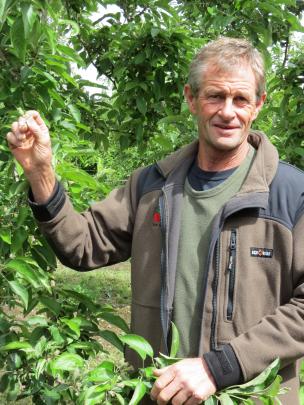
<box><xmin>199</xmin><ymin>104</ymin><xmax>218</xmax><ymax>119</ymax></box>
<box><xmin>238</xmin><ymin>108</ymin><xmax>256</xmax><ymax>125</ymax></box>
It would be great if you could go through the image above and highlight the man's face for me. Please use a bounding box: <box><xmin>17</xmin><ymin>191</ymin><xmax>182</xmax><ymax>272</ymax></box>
<box><xmin>185</xmin><ymin>63</ymin><xmax>266</xmax><ymax>153</ymax></box>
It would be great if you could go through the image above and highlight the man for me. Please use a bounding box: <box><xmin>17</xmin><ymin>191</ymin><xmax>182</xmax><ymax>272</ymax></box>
<box><xmin>7</xmin><ymin>37</ymin><xmax>304</xmax><ymax>404</ymax></box>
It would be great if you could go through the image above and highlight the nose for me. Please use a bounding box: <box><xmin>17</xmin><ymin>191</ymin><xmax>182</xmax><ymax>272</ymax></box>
<box><xmin>218</xmin><ymin>98</ymin><xmax>236</xmax><ymax>121</ymax></box>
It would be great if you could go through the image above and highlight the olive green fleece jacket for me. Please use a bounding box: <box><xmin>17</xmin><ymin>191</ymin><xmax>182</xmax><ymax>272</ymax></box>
<box><xmin>31</xmin><ymin>132</ymin><xmax>304</xmax><ymax>404</ymax></box>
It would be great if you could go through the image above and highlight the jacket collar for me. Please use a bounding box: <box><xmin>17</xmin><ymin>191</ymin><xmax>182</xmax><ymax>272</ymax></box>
<box><xmin>156</xmin><ymin>130</ymin><xmax>279</xmax><ymax>193</ymax></box>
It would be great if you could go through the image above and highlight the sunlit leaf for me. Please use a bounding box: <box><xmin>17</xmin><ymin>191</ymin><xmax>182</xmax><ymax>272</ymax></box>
<box><xmin>8</xmin><ymin>281</ymin><xmax>29</xmax><ymax>309</ymax></box>
<box><xmin>50</xmin><ymin>352</ymin><xmax>84</xmax><ymax>372</ymax></box>
<box><xmin>0</xmin><ymin>341</ymin><xmax>32</xmax><ymax>351</ymax></box>
<box><xmin>21</xmin><ymin>3</ymin><xmax>36</xmax><ymax>38</ymax></box>
<box><xmin>129</xmin><ymin>380</ymin><xmax>147</xmax><ymax>405</ymax></box>
<box><xmin>120</xmin><ymin>334</ymin><xmax>153</xmax><ymax>361</ymax></box>
<box><xmin>169</xmin><ymin>322</ymin><xmax>180</xmax><ymax>358</ymax></box>
<box><xmin>6</xmin><ymin>259</ymin><xmax>40</xmax><ymax>288</ymax></box>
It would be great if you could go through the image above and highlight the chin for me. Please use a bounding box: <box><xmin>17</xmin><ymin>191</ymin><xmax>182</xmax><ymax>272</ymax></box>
<box><xmin>211</xmin><ymin>138</ymin><xmax>243</xmax><ymax>152</ymax></box>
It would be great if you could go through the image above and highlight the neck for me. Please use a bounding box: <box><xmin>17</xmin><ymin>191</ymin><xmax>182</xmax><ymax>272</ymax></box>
<box><xmin>197</xmin><ymin>141</ymin><xmax>250</xmax><ymax>171</ymax></box>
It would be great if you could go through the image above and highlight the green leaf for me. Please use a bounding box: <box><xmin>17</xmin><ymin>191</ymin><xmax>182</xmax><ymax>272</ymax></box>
<box><xmin>61</xmin><ymin>71</ymin><xmax>79</xmax><ymax>87</ymax></box>
<box><xmin>151</xmin><ymin>27</ymin><xmax>159</xmax><ymax>38</ymax></box>
<box><xmin>11</xmin><ymin>228</ymin><xmax>28</xmax><ymax>254</ymax></box>
<box><xmin>31</xmin><ymin>67</ymin><xmax>57</xmax><ymax>85</ymax></box>
<box><xmin>61</xmin><ymin>289</ymin><xmax>97</xmax><ymax>311</ymax></box>
<box><xmin>219</xmin><ymin>393</ymin><xmax>235</xmax><ymax>404</ymax></box>
<box><xmin>204</xmin><ymin>396</ymin><xmax>217</xmax><ymax>405</ymax></box>
<box><xmin>100</xmin><ymin>312</ymin><xmax>130</xmax><ymax>333</ymax></box>
<box><xmin>58</xmin><ymin>19</ymin><xmax>80</xmax><ymax>36</ymax></box>
<box><xmin>50</xmin><ymin>352</ymin><xmax>84</xmax><ymax>372</ymax></box>
<box><xmin>237</xmin><ymin>358</ymin><xmax>280</xmax><ymax>390</ymax></box>
<box><xmin>99</xmin><ymin>330</ymin><xmax>124</xmax><ymax>352</ymax></box>
<box><xmin>10</xmin><ymin>17</ymin><xmax>26</xmax><ymax>62</ymax></box>
<box><xmin>0</xmin><ymin>229</ymin><xmax>11</xmax><ymax>244</ymax></box>
<box><xmin>0</xmin><ymin>341</ymin><xmax>32</xmax><ymax>351</ymax></box>
<box><xmin>21</xmin><ymin>3</ymin><xmax>36</xmax><ymax>38</ymax></box>
<box><xmin>6</xmin><ymin>259</ymin><xmax>40</xmax><ymax>288</ymax></box>
<box><xmin>78</xmin><ymin>385</ymin><xmax>106</xmax><ymax>404</ymax></box>
<box><xmin>49</xmin><ymin>325</ymin><xmax>65</xmax><ymax>344</ymax></box>
<box><xmin>136</xmin><ymin>123</ymin><xmax>143</xmax><ymax>143</ymax></box>
<box><xmin>61</xmin><ymin>318</ymin><xmax>81</xmax><ymax>338</ymax></box>
<box><xmin>16</xmin><ymin>206</ymin><xmax>29</xmax><ymax>227</ymax></box>
<box><xmin>261</xmin><ymin>375</ymin><xmax>282</xmax><ymax>397</ymax></box>
<box><xmin>57</xmin><ymin>44</ymin><xmax>85</xmax><ymax>66</ymax></box>
<box><xmin>86</xmin><ymin>363</ymin><xmax>115</xmax><ymax>383</ymax></box>
<box><xmin>57</xmin><ymin>163</ymin><xmax>100</xmax><ymax>190</ymax></box>
<box><xmin>8</xmin><ymin>281</ymin><xmax>29</xmax><ymax>309</ymax></box>
<box><xmin>120</xmin><ymin>334</ymin><xmax>153</xmax><ymax>361</ymax></box>
<box><xmin>136</xmin><ymin>96</ymin><xmax>147</xmax><ymax>115</ymax></box>
<box><xmin>48</xmin><ymin>88</ymin><xmax>66</xmax><ymax>108</ymax></box>
<box><xmin>68</xmin><ymin>104</ymin><xmax>81</xmax><ymax>123</ymax></box>
<box><xmin>0</xmin><ymin>0</ymin><xmax>7</xmax><ymax>22</ymax></box>
<box><xmin>169</xmin><ymin>322</ymin><xmax>180</xmax><ymax>358</ymax></box>
<box><xmin>26</xmin><ymin>316</ymin><xmax>48</xmax><ymax>327</ymax></box>
<box><xmin>68</xmin><ymin>341</ymin><xmax>102</xmax><ymax>355</ymax></box>
<box><xmin>39</xmin><ymin>296</ymin><xmax>61</xmax><ymax>316</ymax></box>
<box><xmin>155</xmin><ymin>353</ymin><xmax>182</xmax><ymax>367</ymax></box>
<box><xmin>129</xmin><ymin>381</ymin><xmax>147</xmax><ymax>405</ymax></box>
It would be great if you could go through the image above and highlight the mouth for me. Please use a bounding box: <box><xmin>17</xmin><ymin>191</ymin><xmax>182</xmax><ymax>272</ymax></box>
<box><xmin>213</xmin><ymin>124</ymin><xmax>240</xmax><ymax>130</ymax></box>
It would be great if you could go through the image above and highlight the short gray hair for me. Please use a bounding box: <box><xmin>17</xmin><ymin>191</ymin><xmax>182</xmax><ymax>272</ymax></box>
<box><xmin>188</xmin><ymin>37</ymin><xmax>266</xmax><ymax>99</ymax></box>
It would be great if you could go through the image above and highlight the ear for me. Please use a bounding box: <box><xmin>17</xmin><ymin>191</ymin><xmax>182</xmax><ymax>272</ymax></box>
<box><xmin>184</xmin><ymin>84</ymin><xmax>198</xmax><ymax>115</ymax></box>
<box><xmin>252</xmin><ymin>92</ymin><xmax>266</xmax><ymax>120</ymax></box>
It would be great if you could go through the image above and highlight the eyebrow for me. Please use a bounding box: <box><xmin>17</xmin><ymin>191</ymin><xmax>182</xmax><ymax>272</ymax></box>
<box><xmin>203</xmin><ymin>87</ymin><xmax>253</xmax><ymax>99</ymax></box>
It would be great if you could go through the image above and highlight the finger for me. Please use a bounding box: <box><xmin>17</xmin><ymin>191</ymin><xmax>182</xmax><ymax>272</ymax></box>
<box><xmin>11</xmin><ymin>122</ymin><xmax>28</xmax><ymax>141</ymax></box>
<box><xmin>7</xmin><ymin>131</ymin><xmax>22</xmax><ymax>149</ymax></box>
<box><xmin>150</xmin><ymin>369</ymin><xmax>175</xmax><ymax>401</ymax></box>
<box><xmin>26</xmin><ymin>116</ymin><xmax>48</xmax><ymax>143</ymax></box>
<box><xmin>18</xmin><ymin>117</ymin><xmax>29</xmax><ymax>133</ymax></box>
<box><xmin>155</xmin><ymin>381</ymin><xmax>182</xmax><ymax>405</ymax></box>
<box><xmin>24</xmin><ymin>110</ymin><xmax>45</xmax><ymax>127</ymax></box>
<box><xmin>154</xmin><ymin>366</ymin><xmax>170</xmax><ymax>377</ymax></box>
<box><xmin>184</xmin><ymin>395</ymin><xmax>205</xmax><ymax>405</ymax></box>
<box><xmin>171</xmin><ymin>389</ymin><xmax>192</xmax><ymax>405</ymax></box>
<box><xmin>184</xmin><ymin>388</ymin><xmax>208</xmax><ymax>405</ymax></box>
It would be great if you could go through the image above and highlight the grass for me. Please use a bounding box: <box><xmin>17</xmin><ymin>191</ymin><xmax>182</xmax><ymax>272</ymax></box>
<box><xmin>55</xmin><ymin>261</ymin><xmax>131</xmax><ymax>307</ymax></box>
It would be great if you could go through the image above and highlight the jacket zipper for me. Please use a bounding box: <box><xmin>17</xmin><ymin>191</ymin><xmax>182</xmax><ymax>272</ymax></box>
<box><xmin>159</xmin><ymin>193</ymin><xmax>169</xmax><ymax>354</ymax></box>
<box><xmin>210</xmin><ymin>239</ymin><xmax>221</xmax><ymax>350</ymax></box>
<box><xmin>227</xmin><ymin>229</ymin><xmax>237</xmax><ymax>321</ymax></box>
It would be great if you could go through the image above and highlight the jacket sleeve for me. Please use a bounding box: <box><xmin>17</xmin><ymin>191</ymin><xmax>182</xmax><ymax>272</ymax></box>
<box><xmin>229</xmin><ymin>212</ymin><xmax>304</xmax><ymax>382</ymax></box>
<box><xmin>29</xmin><ymin>168</ymin><xmax>143</xmax><ymax>271</ymax></box>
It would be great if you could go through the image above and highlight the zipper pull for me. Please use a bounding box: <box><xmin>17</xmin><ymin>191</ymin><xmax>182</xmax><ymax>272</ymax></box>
<box><xmin>228</xmin><ymin>230</ymin><xmax>237</xmax><ymax>270</ymax></box>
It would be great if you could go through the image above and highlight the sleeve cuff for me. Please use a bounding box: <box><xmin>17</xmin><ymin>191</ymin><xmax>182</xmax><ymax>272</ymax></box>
<box><xmin>28</xmin><ymin>180</ymin><xmax>66</xmax><ymax>221</ymax></box>
<box><xmin>203</xmin><ymin>344</ymin><xmax>243</xmax><ymax>390</ymax></box>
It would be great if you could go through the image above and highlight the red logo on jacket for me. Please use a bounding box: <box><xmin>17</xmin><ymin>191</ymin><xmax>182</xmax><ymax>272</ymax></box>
<box><xmin>153</xmin><ymin>206</ymin><xmax>161</xmax><ymax>226</ymax></box>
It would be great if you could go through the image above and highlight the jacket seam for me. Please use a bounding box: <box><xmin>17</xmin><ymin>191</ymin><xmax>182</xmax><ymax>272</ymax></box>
<box><xmin>257</xmin><ymin>214</ymin><xmax>293</xmax><ymax>230</ymax></box>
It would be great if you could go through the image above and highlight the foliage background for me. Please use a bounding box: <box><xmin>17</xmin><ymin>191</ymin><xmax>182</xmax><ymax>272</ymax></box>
<box><xmin>0</xmin><ymin>0</ymin><xmax>303</xmax><ymax>403</ymax></box>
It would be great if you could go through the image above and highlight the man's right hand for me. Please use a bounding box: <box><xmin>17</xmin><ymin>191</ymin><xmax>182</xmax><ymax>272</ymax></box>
<box><xmin>7</xmin><ymin>110</ymin><xmax>56</xmax><ymax>203</ymax></box>
<box><xmin>7</xmin><ymin>110</ymin><xmax>52</xmax><ymax>174</ymax></box>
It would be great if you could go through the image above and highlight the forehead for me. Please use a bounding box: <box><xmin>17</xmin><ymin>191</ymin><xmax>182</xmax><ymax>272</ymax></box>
<box><xmin>200</xmin><ymin>63</ymin><xmax>257</xmax><ymax>94</ymax></box>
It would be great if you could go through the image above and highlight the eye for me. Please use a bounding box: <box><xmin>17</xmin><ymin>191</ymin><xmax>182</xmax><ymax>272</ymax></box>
<box><xmin>207</xmin><ymin>94</ymin><xmax>222</xmax><ymax>101</ymax></box>
<box><xmin>235</xmin><ymin>96</ymin><xmax>248</xmax><ymax>104</ymax></box>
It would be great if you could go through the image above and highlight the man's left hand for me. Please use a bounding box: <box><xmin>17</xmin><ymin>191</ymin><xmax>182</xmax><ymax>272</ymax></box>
<box><xmin>150</xmin><ymin>357</ymin><xmax>216</xmax><ymax>404</ymax></box>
